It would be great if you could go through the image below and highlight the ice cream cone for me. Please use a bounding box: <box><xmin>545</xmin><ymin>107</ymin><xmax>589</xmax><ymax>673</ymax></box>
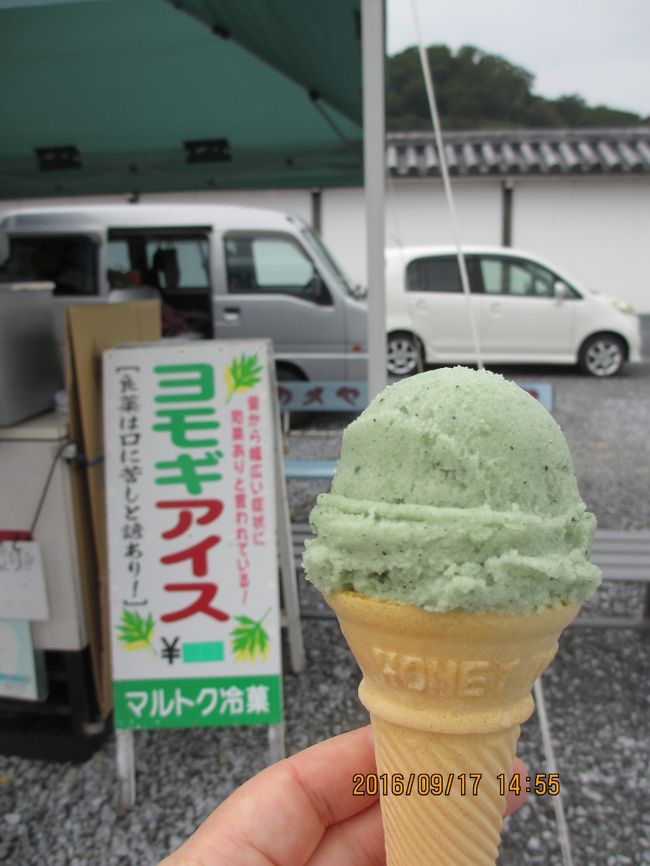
<box><xmin>326</xmin><ymin>590</ymin><xmax>580</xmax><ymax>866</ymax></box>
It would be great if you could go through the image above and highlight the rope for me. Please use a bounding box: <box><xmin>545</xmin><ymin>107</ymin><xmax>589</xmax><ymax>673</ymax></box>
<box><xmin>29</xmin><ymin>439</ymin><xmax>71</xmax><ymax>536</ymax></box>
<box><xmin>409</xmin><ymin>0</ymin><xmax>483</xmax><ymax>370</ymax></box>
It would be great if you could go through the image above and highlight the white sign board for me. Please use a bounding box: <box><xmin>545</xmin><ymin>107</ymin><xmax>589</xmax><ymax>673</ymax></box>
<box><xmin>104</xmin><ymin>340</ymin><xmax>282</xmax><ymax>730</ymax></box>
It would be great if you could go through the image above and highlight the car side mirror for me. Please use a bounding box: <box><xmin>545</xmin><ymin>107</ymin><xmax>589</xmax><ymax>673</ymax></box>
<box><xmin>306</xmin><ymin>273</ymin><xmax>331</xmax><ymax>305</ymax></box>
<box><xmin>554</xmin><ymin>280</ymin><xmax>568</xmax><ymax>300</ymax></box>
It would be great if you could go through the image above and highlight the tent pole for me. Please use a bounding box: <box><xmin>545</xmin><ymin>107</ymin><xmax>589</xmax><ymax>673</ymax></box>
<box><xmin>362</xmin><ymin>0</ymin><xmax>387</xmax><ymax>399</ymax></box>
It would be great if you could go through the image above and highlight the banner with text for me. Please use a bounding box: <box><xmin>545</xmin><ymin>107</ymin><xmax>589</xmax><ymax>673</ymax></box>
<box><xmin>104</xmin><ymin>340</ymin><xmax>282</xmax><ymax>730</ymax></box>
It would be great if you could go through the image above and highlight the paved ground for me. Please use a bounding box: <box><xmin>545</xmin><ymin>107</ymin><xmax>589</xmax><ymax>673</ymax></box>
<box><xmin>1</xmin><ymin>352</ymin><xmax>649</xmax><ymax>866</ymax></box>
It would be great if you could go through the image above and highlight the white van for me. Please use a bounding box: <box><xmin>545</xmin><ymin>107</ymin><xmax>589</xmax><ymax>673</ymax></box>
<box><xmin>386</xmin><ymin>246</ymin><xmax>642</xmax><ymax>377</ymax></box>
<box><xmin>0</xmin><ymin>204</ymin><xmax>368</xmax><ymax>382</ymax></box>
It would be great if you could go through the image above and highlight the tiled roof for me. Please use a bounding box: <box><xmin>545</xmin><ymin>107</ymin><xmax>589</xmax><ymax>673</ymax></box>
<box><xmin>386</xmin><ymin>129</ymin><xmax>650</xmax><ymax>177</ymax></box>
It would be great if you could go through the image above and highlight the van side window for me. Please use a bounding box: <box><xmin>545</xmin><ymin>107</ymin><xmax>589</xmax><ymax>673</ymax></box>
<box><xmin>224</xmin><ymin>234</ymin><xmax>331</xmax><ymax>305</ymax></box>
<box><xmin>107</xmin><ymin>232</ymin><xmax>210</xmax><ymax>293</ymax></box>
<box><xmin>107</xmin><ymin>228</ymin><xmax>212</xmax><ymax>337</ymax></box>
<box><xmin>406</xmin><ymin>256</ymin><xmax>463</xmax><ymax>293</ymax></box>
<box><xmin>0</xmin><ymin>234</ymin><xmax>97</xmax><ymax>296</ymax></box>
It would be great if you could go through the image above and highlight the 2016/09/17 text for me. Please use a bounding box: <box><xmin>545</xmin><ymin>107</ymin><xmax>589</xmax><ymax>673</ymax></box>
<box><xmin>352</xmin><ymin>773</ymin><xmax>561</xmax><ymax>797</ymax></box>
<box><xmin>352</xmin><ymin>773</ymin><xmax>483</xmax><ymax>797</ymax></box>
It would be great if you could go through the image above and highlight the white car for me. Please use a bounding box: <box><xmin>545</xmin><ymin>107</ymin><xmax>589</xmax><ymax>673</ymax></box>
<box><xmin>385</xmin><ymin>246</ymin><xmax>642</xmax><ymax>377</ymax></box>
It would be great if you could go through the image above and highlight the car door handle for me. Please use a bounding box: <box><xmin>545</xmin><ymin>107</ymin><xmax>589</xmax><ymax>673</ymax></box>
<box><xmin>414</xmin><ymin>300</ymin><xmax>427</xmax><ymax>313</ymax></box>
<box><xmin>223</xmin><ymin>307</ymin><xmax>240</xmax><ymax>322</ymax></box>
<box><xmin>488</xmin><ymin>302</ymin><xmax>502</xmax><ymax>317</ymax></box>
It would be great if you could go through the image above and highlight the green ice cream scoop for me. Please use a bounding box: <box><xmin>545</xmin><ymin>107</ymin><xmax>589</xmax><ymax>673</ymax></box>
<box><xmin>303</xmin><ymin>366</ymin><xmax>601</xmax><ymax>613</ymax></box>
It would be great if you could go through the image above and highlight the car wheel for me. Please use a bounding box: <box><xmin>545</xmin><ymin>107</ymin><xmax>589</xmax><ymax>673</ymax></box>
<box><xmin>386</xmin><ymin>333</ymin><xmax>423</xmax><ymax>377</ymax></box>
<box><xmin>578</xmin><ymin>334</ymin><xmax>625</xmax><ymax>377</ymax></box>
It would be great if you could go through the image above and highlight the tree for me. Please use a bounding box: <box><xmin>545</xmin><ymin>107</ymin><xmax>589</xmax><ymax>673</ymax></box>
<box><xmin>386</xmin><ymin>44</ymin><xmax>646</xmax><ymax>130</ymax></box>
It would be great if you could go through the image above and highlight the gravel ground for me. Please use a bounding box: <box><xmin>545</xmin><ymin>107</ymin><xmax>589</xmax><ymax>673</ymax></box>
<box><xmin>1</xmin><ymin>352</ymin><xmax>649</xmax><ymax>866</ymax></box>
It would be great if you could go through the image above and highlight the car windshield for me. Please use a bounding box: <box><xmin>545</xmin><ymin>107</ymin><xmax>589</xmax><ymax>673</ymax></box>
<box><xmin>300</xmin><ymin>227</ymin><xmax>361</xmax><ymax>297</ymax></box>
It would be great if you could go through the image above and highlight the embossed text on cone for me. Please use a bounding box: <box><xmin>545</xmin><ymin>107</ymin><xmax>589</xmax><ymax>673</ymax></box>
<box><xmin>326</xmin><ymin>591</ymin><xmax>580</xmax><ymax>866</ymax></box>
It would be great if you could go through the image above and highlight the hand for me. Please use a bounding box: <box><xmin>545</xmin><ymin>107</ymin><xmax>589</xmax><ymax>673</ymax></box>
<box><xmin>159</xmin><ymin>725</ymin><xmax>527</xmax><ymax>866</ymax></box>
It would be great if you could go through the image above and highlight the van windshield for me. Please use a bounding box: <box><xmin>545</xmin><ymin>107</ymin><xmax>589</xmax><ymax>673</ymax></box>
<box><xmin>300</xmin><ymin>228</ymin><xmax>361</xmax><ymax>297</ymax></box>
<box><xmin>0</xmin><ymin>234</ymin><xmax>97</xmax><ymax>295</ymax></box>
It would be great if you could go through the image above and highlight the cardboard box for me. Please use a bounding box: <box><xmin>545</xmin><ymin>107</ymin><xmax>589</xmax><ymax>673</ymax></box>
<box><xmin>64</xmin><ymin>300</ymin><xmax>160</xmax><ymax>718</ymax></box>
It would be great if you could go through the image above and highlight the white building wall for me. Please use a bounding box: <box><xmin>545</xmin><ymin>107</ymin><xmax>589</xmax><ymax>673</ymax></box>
<box><xmin>0</xmin><ymin>196</ymin><xmax>117</xmax><ymax>214</ymax></box>
<box><xmin>0</xmin><ymin>188</ymin><xmax>311</xmax><ymax>222</ymax></box>
<box><xmin>155</xmin><ymin>188</ymin><xmax>312</xmax><ymax>222</ymax></box>
<box><xmin>385</xmin><ymin>178</ymin><xmax>502</xmax><ymax>250</ymax></box>
<box><xmin>512</xmin><ymin>177</ymin><xmax>650</xmax><ymax>313</ymax></box>
<box><xmin>320</xmin><ymin>179</ymin><xmax>502</xmax><ymax>289</ymax></box>
<box><xmin>319</xmin><ymin>187</ymin><xmax>367</xmax><ymax>287</ymax></box>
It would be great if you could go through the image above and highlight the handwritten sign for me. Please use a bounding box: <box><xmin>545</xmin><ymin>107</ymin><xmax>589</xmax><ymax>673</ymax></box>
<box><xmin>104</xmin><ymin>340</ymin><xmax>282</xmax><ymax>730</ymax></box>
<box><xmin>0</xmin><ymin>541</ymin><xmax>49</xmax><ymax>620</ymax></box>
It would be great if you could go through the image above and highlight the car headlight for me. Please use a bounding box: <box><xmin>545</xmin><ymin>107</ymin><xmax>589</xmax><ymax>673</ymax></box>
<box><xmin>612</xmin><ymin>299</ymin><xmax>636</xmax><ymax>316</ymax></box>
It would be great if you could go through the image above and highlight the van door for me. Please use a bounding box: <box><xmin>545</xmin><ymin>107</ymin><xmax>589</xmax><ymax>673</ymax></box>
<box><xmin>215</xmin><ymin>232</ymin><xmax>347</xmax><ymax>379</ymax></box>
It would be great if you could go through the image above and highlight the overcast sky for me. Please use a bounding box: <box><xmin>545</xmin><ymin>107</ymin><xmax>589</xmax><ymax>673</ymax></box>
<box><xmin>388</xmin><ymin>0</ymin><xmax>650</xmax><ymax>117</ymax></box>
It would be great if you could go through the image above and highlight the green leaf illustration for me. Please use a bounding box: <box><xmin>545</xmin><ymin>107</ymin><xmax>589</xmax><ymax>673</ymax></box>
<box><xmin>230</xmin><ymin>608</ymin><xmax>271</xmax><ymax>663</ymax></box>
<box><xmin>116</xmin><ymin>609</ymin><xmax>156</xmax><ymax>655</ymax></box>
<box><xmin>225</xmin><ymin>353</ymin><xmax>263</xmax><ymax>403</ymax></box>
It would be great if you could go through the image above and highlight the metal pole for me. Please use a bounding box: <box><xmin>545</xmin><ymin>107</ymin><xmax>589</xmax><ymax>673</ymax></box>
<box><xmin>362</xmin><ymin>0</ymin><xmax>386</xmax><ymax>399</ymax></box>
<box><xmin>310</xmin><ymin>187</ymin><xmax>322</xmax><ymax>235</ymax></box>
<box><xmin>534</xmin><ymin>679</ymin><xmax>575</xmax><ymax>866</ymax></box>
<box><xmin>501</xmin><ymin>180</ymin><xmax>514</xmax><ymax>247</ymax></box>
<box><xmin>268</xmin><ymin>721</ymin><xmax>287</xmax><ymax>763</ymax></box>
<box><xmin>115</xmin><ymin>729</ymin><xmax>136</xmax><ymax>813</ymax></box>
<box><xmin>271</xmin><ymin>367</ymin><xmax>305</xmax><ymax>675</ymax></box>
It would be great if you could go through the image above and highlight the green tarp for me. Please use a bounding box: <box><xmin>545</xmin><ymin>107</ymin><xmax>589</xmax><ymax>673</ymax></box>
<box><xmin>0</xmin><ymin>0</ymin><xmax>363</xmax><ymax>198</ymax></box>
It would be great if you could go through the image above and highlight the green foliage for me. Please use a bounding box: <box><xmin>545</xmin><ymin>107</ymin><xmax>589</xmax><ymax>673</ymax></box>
<box><xmin>230</xmin><ymin>610</ymin><xmax>271</xmax><ymax>663</ymax></box>
<box><xmin>386</xmin><ymin>44</ymin><xmax>648</xmax><ymax>130</ymax></box>
<box><xmin>117</xmin><ymin>609</ymin><xmax>156</xmax><ymax>654</ymax></box>
<box><xmin>225</xmin><ymin>353</ymin><xmax>263</xmax><ymax>403</ymax></box>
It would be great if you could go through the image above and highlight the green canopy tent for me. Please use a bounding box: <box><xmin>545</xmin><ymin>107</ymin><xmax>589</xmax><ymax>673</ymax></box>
<box><xmin>0</xmin><ymin>0</ymin><xmax>387</xmax><ymax>399</ymax></box>
<box><xmin>0</xmin><ymin>0</ymin><xmax>364</xmax><ymax>198</ymax></box>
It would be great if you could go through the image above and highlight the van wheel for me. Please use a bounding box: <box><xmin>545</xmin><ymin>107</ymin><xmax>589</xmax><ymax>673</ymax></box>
<box><xmin>578</xmin><ymin>334</ymin><xmax>625</xmax><ymax>377</ymax></box>
<box><xmin>386</xmin><ymin>333</ymin><xmax>423</xmax><ymax>377</ymax></box>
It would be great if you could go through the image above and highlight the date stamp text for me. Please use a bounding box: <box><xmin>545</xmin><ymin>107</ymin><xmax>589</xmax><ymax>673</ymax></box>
<box><xmin>352</xmin><ymin>772</ymin><xmax>560</xmax><ymax>797</ymax></box>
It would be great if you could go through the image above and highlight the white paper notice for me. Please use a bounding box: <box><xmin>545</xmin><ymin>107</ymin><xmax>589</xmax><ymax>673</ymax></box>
<box><xmin>0</xmin><ymin>618</ymin><xmax>42</xmax><ymax>700</ymax></box>
<box><xmin>0</xmin><ymin>541</ymin><xmax>50</xmax><ymax>620</ymax></box>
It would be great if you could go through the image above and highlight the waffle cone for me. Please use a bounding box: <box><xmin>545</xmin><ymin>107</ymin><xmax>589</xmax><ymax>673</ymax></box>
<box><xmin>326</xmin><ymin>591</ymin><xmax>580</xmax><ymax>866</ymax></box>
